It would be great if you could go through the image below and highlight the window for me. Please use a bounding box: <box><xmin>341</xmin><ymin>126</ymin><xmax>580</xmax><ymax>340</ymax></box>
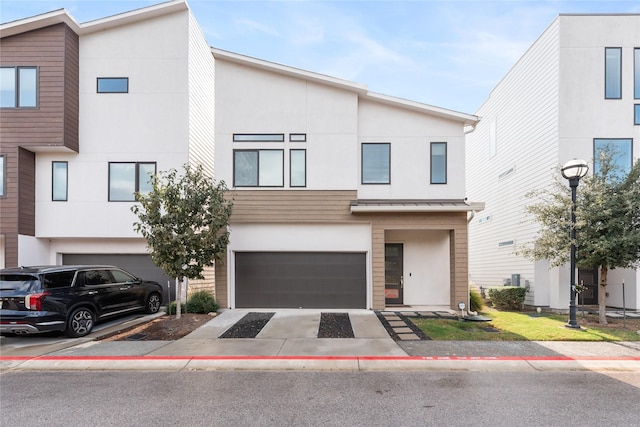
<box><xmin>290</xmin><ymin>149</ymin><xmax>306</xmax><ymax>187</ymax></box>
<box><xmin>110</xmin><ymin>269</ymin><xmax>136</xmax><ymax>283</ymax></box>
<box><xmin>635</xmin><ymin>105</ymin><xmax>640</xmax><ymax>125</ymax></box>
<box><xmin>42</xmin><ymin>271</ymin><xmax>76</xmax><ymax>289</ymax></box>
<box><xmin>594</xmin><ymin>139</ymin><xmax>633</xmax><ymax>176</ymax></box>
<box><xmin>289</xmin><ymin>134</ymin><xmax>306</xmax><ymax>142</ymax></box>
<box><xmin>431</xmin><ymin>142</ymin><xmax>447</xmax><ymax>184</ymax></box>
<box><xmin>0</xmin><ymin>155</ymin><xmax>5</xmax><ymax>197</ymax></box>
<box><xmin>233</xmin><ymin>134</ymin><xmax>284</xmax><ymax>142</ymax></box>
<box><xmin>362</xmin><ymin>143</ymin><xmax>390</xmax><ymax>184</ymax></box>
<box><xmin>635</xmin><ymin>48</ymin><xmax>640</xmax><ymax>99</ymax></box>
<box><xmin>108</xmin><ymin>162</ymin><xmax>156</xmax><ymax>201</ymax></box>
<box><xmin>52</xmin><ymin>161</ymin><xmax>68</xmax><ymax>201</ymax></box>
<box><xmin>1</xmin><ymin>66</ymin><xmax>37</xmax><ymax>108</ymax></box>
<box><xmin>605</xmin><ymin>47</ymin><xmax>622</xmax><ymax>99</ymax></box>
<box><xmin>233</xmin><ymin>150</ymin><xmax>284</xmax><ymax>187</ymax></box>
<box><xmin>97</xmin><ymin>78</ymin><xmax>128</xmax><ymax>93</ymax></box>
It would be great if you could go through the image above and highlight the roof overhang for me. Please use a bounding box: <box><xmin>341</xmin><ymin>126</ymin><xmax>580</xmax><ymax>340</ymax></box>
<box><xmin>350</xmin><ymin>199</ymin><xmax>485</xmax><ymax>213</ymax></box>
<box><xmin>1</xmin><ymin>0</ymin><xmax>187</xmax><ymax>38</ymax></box>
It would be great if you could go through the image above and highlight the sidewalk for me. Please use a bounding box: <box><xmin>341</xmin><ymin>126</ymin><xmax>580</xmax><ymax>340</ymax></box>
<box><xmin>1</xmin><ymin>309</ymin><xmax>639</xmax><ymax>372</ymax></box>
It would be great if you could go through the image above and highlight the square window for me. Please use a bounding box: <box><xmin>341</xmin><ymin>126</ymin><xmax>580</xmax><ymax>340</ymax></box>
<box><xmin>233</xmin><ymin>150</ymin><xmax>284</xmax><ymax>187</ymax></box>
<box><xmin>594</xmin><ymin>139</ymin><xmax>633</xmax><ymax>176</ymax></box>
<box><xmin>362</xmin><ymin>143</ymin><xmax>390</xmax><ymax>184</ymax></box>
<box><xmin>97</xmin><ymin>78</ymin><xmax>129</xmax><ymax>93</ymax></box>
<box><xmin>52</xmin><ymin>161</ymin><xmax>68</xmax><ymax>201</ymax></box>
<box><xmin>1</xmin><ymin>66</ymin><xmax>37</xmax><ymax>108</ymax></box>
<box><xmin>109</xmin><ymin>162</ymin><xmax>156</xmax><ymax>201</ymax></box>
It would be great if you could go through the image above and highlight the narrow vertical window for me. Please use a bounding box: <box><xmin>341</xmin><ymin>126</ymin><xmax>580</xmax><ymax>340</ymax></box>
<box><xmin>635</xmin><ymin>48</ymin><xmax>640</xmax><ymax>99</ymax></box>
<box><xmin>18</xmin><ymin>68</ymin><xmax>37</xmax><ymax>107</ymax></box>
<box><xmin>0</xmin><ymin>155</ymin><xmax>6</xmax><ymax>197</ymax></box>
<box><xmin>431</xmin><ymin>142</ymin><xmax>447</xmax><ymax>184</ymax></box>
<box><xmin>0</xmin><ymin>68</ymin><xmax>16</xmax><ymax>108</ymax></box>
<box><xmin>605</xmin><ymin>47</ymin><xmax>622</xmax><ymax>99</ymax></box>
<box><xmin>52</xmin><ymin>161</ymin><xmax>68</xmax><ymax>201</ymax></box>
<box><xmin>290</xmin><ymin>149</ymin><xmax>306</xmax><ymax>187</ymax></box>
<box><xmin>362</xmin><ymin>143</ymin><xmax>390</xmax><ymax>184</ymax></box>
<box><xmin>635</xmin><ymin>104</ymin><xmax>640</xmax><ymax>125</ymax></box>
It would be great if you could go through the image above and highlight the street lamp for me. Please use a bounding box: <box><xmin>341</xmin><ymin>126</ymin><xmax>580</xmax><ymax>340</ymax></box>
<box><xmin>561</xmin><ymin>158</ymin><xmax>589</xmax><ymax>329</ymax></box>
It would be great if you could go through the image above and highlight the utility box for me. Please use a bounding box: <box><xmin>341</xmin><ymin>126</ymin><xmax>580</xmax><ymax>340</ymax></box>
<box><xmin>511</xmin><ymin>274</ymin><xmax>521</xmax><ymax>287</ymax></box>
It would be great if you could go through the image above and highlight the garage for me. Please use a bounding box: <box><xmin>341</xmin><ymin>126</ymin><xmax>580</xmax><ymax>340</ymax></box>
<box><xmin>62</xmin><ymin>254</ymin><xmax>173</xmax><ymax>300</ymax></box>
<box><xmin>235</xmin><ymin>252</ymin><xmax>366</xmax><ymax>309</ymax></box>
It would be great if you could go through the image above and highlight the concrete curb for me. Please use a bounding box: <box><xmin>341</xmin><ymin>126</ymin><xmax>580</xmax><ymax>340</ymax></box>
<box><xmin>2</xmin><ymin>355</ymin><xmax>639</xmax><ymax>372</ymax></box>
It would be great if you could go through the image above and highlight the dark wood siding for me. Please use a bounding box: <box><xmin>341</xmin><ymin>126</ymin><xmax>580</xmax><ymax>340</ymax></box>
<box><xmin>0</xmin><ymin>23</ymin><xmax>79</xmax><ymax>266</ymax></box>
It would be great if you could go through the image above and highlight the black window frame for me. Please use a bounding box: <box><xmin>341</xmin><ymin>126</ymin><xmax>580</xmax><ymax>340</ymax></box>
<box><xmin>361</xmin><ymin>143</ymin><xmax>391</xmax><ymax>185</ymax></box>
<box><xmin>0</xmin><ymin>66</ymin><xmax>38</xmax><ymax>108</ymax></box>
<box><xmin>0</xmin><ymin>154</ymin><xmax>5</xmax><ymax>198</ymax></box>
<box><xmin>635</xmin><ymin>104</ymin><xmax>640</xmax><ymax>126</ymax></box>
<box><xmin>233</xmin><ymin>149</ymin><xmax>284</xmax><ymax>188</ymax></box>
<box><xmin>97</xmin><ymin>77</ymin><xmax>129</xmax><ymax>94</ymax></box>
<box><xmin>233</xmin><ymin>134</ymin><xmax>285</xmax><ymax>142</ymax></box>
<box><xmin>605</xmin><ymin>47</ymin><xmax>622</xmax><ymax>100</ymax></box>
<box><xmin>430</xmin><ymin>142</ymin><xmax>447</xmax><ymax>184</ymax></box>
<box><xmin>634</xmin><ymin>48</ymin><xmax>640</xmax><ymax>100</ymax></box>
<box><xmin>108</xmin><ymin>161</ymin><xmax>156</xmax><ymax>202</ymax></box>
<box><xmin>289</xmin><ymin>133</ymin><xmax>307</xmax><ymax>142</ymax></box>
<box><xmin>593</xmin><ymin>138</ymin><xmax>633</xmax><ymax>176</ymax></box>
<box><xmin>52</xmin><ymin>161</ymin><xmax>68</xmax><ymax>202</ymax></box>
<box><xmin>289</xmin><ymin>149</ymin><xmax>307</xmax><ymax>188</ymax></box>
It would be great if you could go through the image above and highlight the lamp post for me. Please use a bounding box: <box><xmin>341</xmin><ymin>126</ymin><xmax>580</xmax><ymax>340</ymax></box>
<box><xmin>561</xmin><ymin>158</ymin><xmax>589</xmax><ymax>329</ymax></box>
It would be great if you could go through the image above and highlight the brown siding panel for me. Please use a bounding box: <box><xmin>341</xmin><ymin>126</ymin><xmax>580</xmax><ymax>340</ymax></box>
<box><xmin>17</xmin><ymin>148</ymin><xmax>35</xmax><ymax>236</ymax></box>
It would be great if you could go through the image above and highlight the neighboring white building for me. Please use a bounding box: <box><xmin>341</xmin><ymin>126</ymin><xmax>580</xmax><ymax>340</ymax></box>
<box><xmin>466</xmin><ymin>14</ymin><xmax>640</xmax><ymax>310</ymax></box>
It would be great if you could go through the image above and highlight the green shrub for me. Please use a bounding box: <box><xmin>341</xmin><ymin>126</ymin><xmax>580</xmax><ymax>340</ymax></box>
<box><xmin>469</xmin><ymin>288</ymin><xmax>484</xmax><ymax>312</ymax></box>
<box><xmin>487</xmin><ymin>287</ymin><xmax>527</xmax><ymax>310</ymax></box>
<box><xmin>165</xmin><ymin>290</ymin><xmax>218</xmax><ymax>315</ymax></box>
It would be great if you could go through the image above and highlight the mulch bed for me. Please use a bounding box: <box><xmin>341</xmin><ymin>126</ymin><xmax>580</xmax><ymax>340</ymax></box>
<box><xmin>219</xmin><ymin>312</ymin><xmax>275</xmax><ymax>338</ymax></box>
<box><xmin>317</xmin><ymin>312</ymin><xmax>354</xmax><ymax>338</ymax></box>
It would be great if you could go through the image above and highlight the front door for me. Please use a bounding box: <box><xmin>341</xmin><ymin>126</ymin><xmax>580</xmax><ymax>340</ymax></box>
<box><xmin>385</xmin><ymin>243</ymin><xmax>403</xmax><ymax>305</ymax></box>
<box><xmin>578</xmin><ymin>268</ymin><xmax>598</xmax><ymax>305</ymax></box>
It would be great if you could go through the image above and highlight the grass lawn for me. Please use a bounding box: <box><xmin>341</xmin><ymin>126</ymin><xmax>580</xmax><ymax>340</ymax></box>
<box><xmin>410</xmin><ymin>308</ymin><xmax>640</xmax><ymax>341</ymax></box>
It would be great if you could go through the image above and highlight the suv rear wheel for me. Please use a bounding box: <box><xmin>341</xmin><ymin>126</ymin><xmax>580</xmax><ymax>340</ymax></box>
<box><xmin>66</xmin><ymin>307</ymin><xmax>95</xmax><ymax>337</ymax></box>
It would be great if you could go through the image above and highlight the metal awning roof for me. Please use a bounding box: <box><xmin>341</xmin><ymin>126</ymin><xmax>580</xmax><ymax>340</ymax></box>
<box><xmin>350</xmin><ymin>199</ymin><xmax>485</xmax><ymax>213</ymax></box>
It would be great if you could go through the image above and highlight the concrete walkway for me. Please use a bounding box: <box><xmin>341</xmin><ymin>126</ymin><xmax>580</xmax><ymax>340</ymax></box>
<box><xmin>1</xmin><ymin>309</ymin><xmax>639</xmax><ymax>372</ymax></box>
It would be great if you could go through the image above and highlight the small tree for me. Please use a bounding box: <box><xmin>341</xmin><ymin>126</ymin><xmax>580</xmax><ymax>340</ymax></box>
<box><xmin>131</xmin><ymin>164</ymin><xmax>232</xmax><ymax>317</ymax></box>
<box><xmin>520</xmin><ymin>147</ymin><xmax>640</xmax><ymax>324</ymax></box>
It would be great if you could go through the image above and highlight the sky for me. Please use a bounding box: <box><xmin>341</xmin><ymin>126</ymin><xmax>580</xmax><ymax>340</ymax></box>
<box><xmin>1</xmin><ymin>0</ymin><xmax>639</xmax><ymax>114</ymax></box>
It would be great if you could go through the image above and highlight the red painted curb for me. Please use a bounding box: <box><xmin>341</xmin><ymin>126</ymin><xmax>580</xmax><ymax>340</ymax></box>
<box><xmin>2</xmin><ymin>355</ymin><xmax>639</xmax><ymax>362</ymax></box>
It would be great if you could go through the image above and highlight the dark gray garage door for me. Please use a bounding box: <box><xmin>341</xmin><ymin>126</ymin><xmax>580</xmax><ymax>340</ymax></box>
<box><xmin>235</xmin><ymin>252</ymin><xmax>366</xmax><ymax>309</ymax></box>
<box><xmin>63</xmin><ymin>254</ymin><xmax>173</xmax><ymax>301</ymax></box>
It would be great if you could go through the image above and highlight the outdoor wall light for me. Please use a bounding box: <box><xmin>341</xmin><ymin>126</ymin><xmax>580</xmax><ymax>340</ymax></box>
<box><xmin>458</xmin><ymin>302</ymin><xmax>466</xmax><ymax>310</ymax></box>
<box><xmin>561</xmin><ymin>158</ymin><xmax>588</xmax><ymax>329</ymax></box>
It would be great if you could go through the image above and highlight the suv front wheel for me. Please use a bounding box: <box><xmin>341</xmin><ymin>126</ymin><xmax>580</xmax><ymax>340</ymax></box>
<box><xmin>145</xmin><ymin>292</ymin><xmax>162</xmax><ymax>314</ymax></box>
<box><xmin>66</xmin><ymin>307</ymin><xmax>95</xmax><ymax>337</ymax></box>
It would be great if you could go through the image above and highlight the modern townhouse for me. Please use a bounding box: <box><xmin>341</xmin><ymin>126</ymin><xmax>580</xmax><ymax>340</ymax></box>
<box><xmin>1</xmin><ymin>0</ymin><xmax>483</xmax><ymax>311</ymax></box>
<box><xmin>466</xmin><ymin>14</ymin><xmax>640</xmax><ymax>310</ymax></box>
<box><xmin>212</xmin><ymin>49</ymin><xmax>482</xmax><ymax>310</ymax></box>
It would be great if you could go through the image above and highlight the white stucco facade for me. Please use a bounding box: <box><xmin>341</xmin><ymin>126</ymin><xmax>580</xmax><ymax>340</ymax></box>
<box><xmin>467</xmin><ymin>14</ymin><xmax>640</xmax><ymax>310</ymax></box>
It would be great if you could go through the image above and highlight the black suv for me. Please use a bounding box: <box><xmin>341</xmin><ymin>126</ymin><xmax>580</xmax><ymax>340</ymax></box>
<box><xmin>0</xmin><ymin>265</ymin><xmax>163</xmax><ymax>337</ymax></box>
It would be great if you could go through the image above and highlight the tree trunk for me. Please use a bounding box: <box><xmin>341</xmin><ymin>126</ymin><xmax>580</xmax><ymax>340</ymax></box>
<box><xmin>175</xmin><ymin>277</ymin><xmax>181</xmax><ymax>319</ymax></box>
<box><xmin>598</xmin><ymin>266</ymin><xmax>607</xmax><ymax>325</ymax></box>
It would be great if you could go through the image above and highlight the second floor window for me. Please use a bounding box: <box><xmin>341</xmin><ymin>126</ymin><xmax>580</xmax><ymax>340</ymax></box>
<box><xmin>0</xmin><ymin>66</ymin><xmax>37</xmax><ymax>108</ymax></box>
<box><xmin>97</xmin><ymin>78</ymin><xmax>129</xmax><ymax>93</ymax></box>
<box><xmin>0</xmin><ymin>155</ymin><xmax>5</xmax><ymax>197</ymax></box>
<box><xmin>605</xmin><ymin>47</ymin><xmax>622</xmax><ymax>99</ymax></box>
<box><xmin>362</xmin><ymin>143</ymin><xmax>390</xmax><ymax>184</ymax></box>
<box><xmin>431</xmin><ymin>142</ymin><xmax>447</xmax><ymax>184</ymax></box>
<box><xmin>234</xmin><ymin>149</ymin><xmax>284</xmax><ymax>187</ymax></box>
<box><xmin>109</xmin><ymin>162</ymin><xmax>156</xmax><ymax>201</ymax></box>
<box><xmin>635</xmin><ymin>48</ymin><xmax>640</xmax><ymax>99</ymax></box>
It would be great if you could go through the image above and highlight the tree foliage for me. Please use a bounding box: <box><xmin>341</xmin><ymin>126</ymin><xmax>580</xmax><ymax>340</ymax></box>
<box><xmin>520</xmin><ymin>146</ymin><xmax>640</xmax><ymax>324</ymax></box>
<box><xmin>131</xmin><ymin>164</ymin><xmax>233</xmax><ymax>280</ymax></box>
